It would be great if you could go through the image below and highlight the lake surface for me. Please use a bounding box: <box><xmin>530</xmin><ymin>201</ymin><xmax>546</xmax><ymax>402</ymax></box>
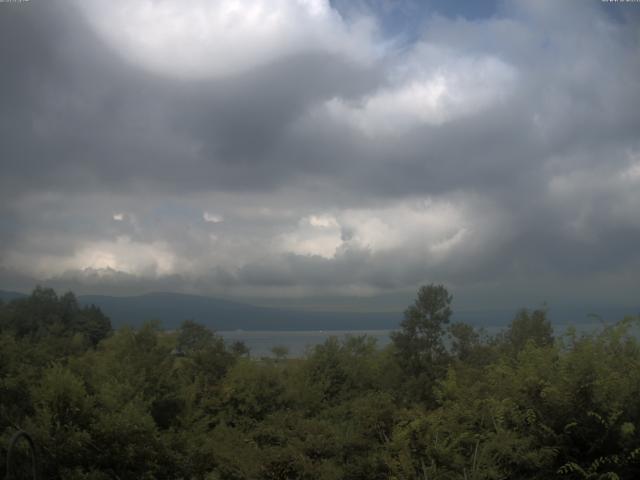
<box><xmin>219</xmin><ymin>322</ymin><xmax>619</xmax><ymax>357</ymax></box>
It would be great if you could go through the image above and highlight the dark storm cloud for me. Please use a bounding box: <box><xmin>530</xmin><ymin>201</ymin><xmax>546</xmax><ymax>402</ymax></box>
<box><xmin>3</xmin><ymin>1</ymin><xmax>637</xmax><ymax>198</ymax></box>
<box><xmin>0</xmin><ymin>0</ymin><xmax>382</xmax><ymax>197</ymax></box>
<box><xmin>1</xmin><ymin>0</ymin><xmax>640</xmax><ymax>307</ymax></box>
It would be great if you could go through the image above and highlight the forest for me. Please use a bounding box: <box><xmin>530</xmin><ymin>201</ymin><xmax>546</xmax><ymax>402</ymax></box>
<box><xmin>1</xmin><ymin>286</ymin><xmax>639</xmax><ymax>480</ymax></box>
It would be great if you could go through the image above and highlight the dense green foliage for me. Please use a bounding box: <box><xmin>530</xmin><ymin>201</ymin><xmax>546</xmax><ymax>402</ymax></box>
<box><xmin>1</xmin><ymin>286</ymin><xmax>639</xmax><ymax>479</ymax></box>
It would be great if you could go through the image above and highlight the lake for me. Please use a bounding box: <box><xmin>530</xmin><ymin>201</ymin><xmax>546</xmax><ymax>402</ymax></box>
<box><xmin>219</xmin><ymin>321</ymin><xmax>618</xmax><ymax>357</ymax></box>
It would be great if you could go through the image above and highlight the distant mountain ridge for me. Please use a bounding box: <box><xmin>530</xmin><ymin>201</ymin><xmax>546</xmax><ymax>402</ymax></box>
<box><xmin>0</xmin><ymin>290</ymin><xmax>401</xmax><ymax>330</ymax></box>
<box><xmin>1</xmin><ymin>289</ymin><xmax>637</xmax><ymax>331</ymax></box>
<box><xmin>78</xmin><ymin>291</ymin><xmax>402</xmax><ymax>330</ymax></box>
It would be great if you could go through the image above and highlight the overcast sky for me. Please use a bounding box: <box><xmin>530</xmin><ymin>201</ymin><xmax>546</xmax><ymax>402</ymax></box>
<box><xmin>1</xmin><ymin>0</ymin><xmax>639</xmax><ymax>309</ymax></box>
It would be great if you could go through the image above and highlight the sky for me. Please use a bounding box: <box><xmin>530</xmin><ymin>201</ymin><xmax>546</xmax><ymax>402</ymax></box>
<box><xmin>1</xmin><ymin>0</ymin><xmax>639</xmax><ymax>310</ymax></box>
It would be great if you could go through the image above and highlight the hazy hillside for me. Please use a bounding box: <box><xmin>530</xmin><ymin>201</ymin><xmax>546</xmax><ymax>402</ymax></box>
<box><xmin>75</xmin><ymin>292</ymin><xmax>401</xmax><ymax>330</ymax></box>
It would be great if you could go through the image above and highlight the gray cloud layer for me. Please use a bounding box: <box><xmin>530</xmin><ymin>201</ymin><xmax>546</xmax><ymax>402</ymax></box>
<box><xmin>1</xmin><ymin>0</ymin><xmax>639</xmax><ymax>308</ymax></box>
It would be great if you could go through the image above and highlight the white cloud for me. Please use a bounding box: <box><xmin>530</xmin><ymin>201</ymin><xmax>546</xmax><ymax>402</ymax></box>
<box><xmin>277</xmin><ymin>197</ymin><xmax>476</xmax><ymax>261</ymax></box>
<box><xmin>546</xmin><ymin>149</ymin><xmax>640</xmax><ymax>236</ymax></box>
<box><xmin>307</xmin><ymin>214</ymin><xmax>339</xmax><ymax>228</ymax></box>
<box><xmin>3</xmin><ymin>236</ymin><xmax>177</xmax><ymax>278</ymax></box>
<box><xmin>338</xmin><ymin>199</ymin><xmax>469</xmax><ymax>255</ymax></box>
<box><xmin>203</xmin><ymin>211</ymin><xmax>224</xmax><ymax>223</ymax></box>
<box><xmin>430</xmin><ymin>227</ymin><xmax>468</xmax><ymax>255</ymax></box>
<box><xmin>548</xmin><ymin>150</ymin><xmax>640</xmax><ymax>198</ymax></box>
<box><xmin>75</xmin><ymin>0</ymin><xmax>377</xmax><ymax>79</ymax></box>
<box><xmin>325</xmin><ymin>44</ymin><xmax>516</xmax><ymax>136</ymax></box>
<box><xmin>112</xmin><ymin>213</ymin><xmax>124</xmax><ymax>221</ymax></box>
<box><xmin>74</xmin><ymin>237</ymin><xmax>177</xmax><ymax>276</ymax></box>
<box><xmin>620</xmin><ymin>151</ymin><xmax>640</xmax><ymax>183</ymax></box>
<box><xmin>279</xmin><ymin>214</ymin><xmax>342</xmax><ymax>258</ymax></box>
